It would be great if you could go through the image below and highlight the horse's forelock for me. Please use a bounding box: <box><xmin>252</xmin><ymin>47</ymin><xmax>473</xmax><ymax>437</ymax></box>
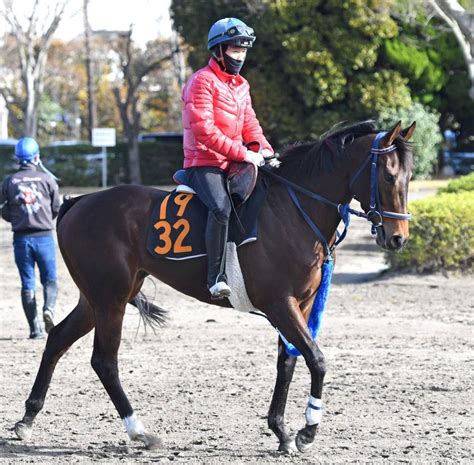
<box><xmin>394</xmin><ymin>137</ymin><xmax>413</xmax><ymax>171</ymax></box>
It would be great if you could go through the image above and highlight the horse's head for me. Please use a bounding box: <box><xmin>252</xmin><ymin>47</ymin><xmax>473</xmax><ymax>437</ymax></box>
<box><xmin>350</xmin><ymin>121</ymin><xmax>416</xmax><ymax>251</ymax></box>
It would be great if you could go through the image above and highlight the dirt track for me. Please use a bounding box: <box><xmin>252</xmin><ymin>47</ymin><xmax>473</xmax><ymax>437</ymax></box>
<box><xmin>0</xmin><ymin>186</ymin><xmax>472</xmax><ymax>464</ymax></box>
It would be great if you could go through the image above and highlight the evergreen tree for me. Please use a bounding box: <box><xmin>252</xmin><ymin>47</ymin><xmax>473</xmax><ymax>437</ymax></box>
<box><xmin>171</xmin><ymin>0</ymin><xmax>471</xmax><ymax>145</ymax></box>
<box><xmin>171</xmin><ymin>0</ymin><xmax>411</xmax><ymax>145</ymax></box>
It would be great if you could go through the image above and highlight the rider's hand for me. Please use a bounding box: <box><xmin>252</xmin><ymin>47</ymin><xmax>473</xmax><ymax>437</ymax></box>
<box><xmin>268</xmin><ymin>157</ymin><xmax>281</xmax><ymax>168</ymax></box>
<box><xmin>244</xmin><ymin>150</ymin><xmax>265</xmax><ymax>167</ymax></box>
<box><xmin>261</xmin><ymin>148</ymin><xmax>281</xmax><ymax>168</ymax></box>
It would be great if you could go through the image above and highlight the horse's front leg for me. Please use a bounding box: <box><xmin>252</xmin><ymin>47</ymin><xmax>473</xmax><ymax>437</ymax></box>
<box><xmin>295</xmin><ymin>342</ymin><xmax>325</xmax><ymax>453</ymax></box>
<box><xmin>268</xmin><ymin>338</ymin><xmax>297</xmax><ymax>453</ymax></box>
<box><xmin>267</xmin><ymin>297</ymin><xmax>326</xmax><ymax>453</ymax></box>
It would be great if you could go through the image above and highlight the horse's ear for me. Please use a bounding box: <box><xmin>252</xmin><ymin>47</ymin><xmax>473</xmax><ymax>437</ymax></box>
<box><xmin>400</xmin><ymin>121</ymin><xmax>416</xmax><ymax>141</ymax></box>
<box><xmin>382</xmin><ymin>121</ymin><xmax>402</xmax><ymax>146</ymax></box>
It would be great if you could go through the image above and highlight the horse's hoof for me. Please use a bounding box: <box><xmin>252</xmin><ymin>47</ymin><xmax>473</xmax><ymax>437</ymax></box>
<box><xmin>278</xmin><ymin>438</ymin><xmax>297</xmax><ymax>454</ymax></box>
<box><xmin>15</xmin><ymin>421</ymin><xmax>33</xmax><ymax>441</ymax></box>
<box><xmin>295</xmin><ymin>430</ymin><xmax>315</xmax><ymax>453</ymax></box>
<box><xmin>144</xmin><ymin>434</ymin><xmax>163</xmax><ymax>450</ymax></box>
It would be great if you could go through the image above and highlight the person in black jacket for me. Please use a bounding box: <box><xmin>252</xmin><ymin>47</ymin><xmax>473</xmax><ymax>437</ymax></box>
<box><xmin>1</xmin><ymin>137</ymin><xmax>60</xmax><ymax>339</ymax></box>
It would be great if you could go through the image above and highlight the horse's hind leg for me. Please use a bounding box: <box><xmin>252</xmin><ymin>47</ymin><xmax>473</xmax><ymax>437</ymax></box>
<box><xmin>90</xmin><ymin>296</ymin><xmax>161</xmax><ymax>450</ymax></box>
<box><xmin>15</xmin><ymin>295</ymin><xmax>94</xmax><ymax>440</ymax></box>
<box><xmin>268</xmin><ymin>338</ymin><xmax>298</xmax><ymax>453</ymax></box>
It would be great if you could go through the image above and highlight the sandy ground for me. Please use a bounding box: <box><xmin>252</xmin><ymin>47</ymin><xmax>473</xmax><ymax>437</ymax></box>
<box><xmin>0</xmin><ymin>185</ymin><xmax>472</xmax><ymax>464</ymax></box>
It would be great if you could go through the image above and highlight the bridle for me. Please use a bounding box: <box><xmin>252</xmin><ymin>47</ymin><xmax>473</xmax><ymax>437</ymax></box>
<box><xmin>260</xmin><ymin>131</ymin><xmax>412</xmax><ymax>258</ymax></box>
<box><xmin>349</xmin><ymin>131</ymin><xmax>412</xmax><ymax>236</ymax></box>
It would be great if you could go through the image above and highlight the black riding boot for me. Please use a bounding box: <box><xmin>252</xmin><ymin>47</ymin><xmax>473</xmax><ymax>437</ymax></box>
<box><xmin>21</xmin><ymin>290</ymin><xmax>44</xmax><ymax>339</ymax></box>
<box><xmin>42</xmin><ymin>280</ymin><xmax>57</xmax><ymax>333</ymax></box>
<box><xmin>206</xmin><ymin>213</ymin><xmax>231</xmax><ymax>299</ymax></box>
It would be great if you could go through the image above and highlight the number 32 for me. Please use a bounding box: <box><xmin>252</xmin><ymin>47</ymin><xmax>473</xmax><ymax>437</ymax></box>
<box><xmin>154</xmin><ymin>194</ymin><xmax>193</xmax><ymax>254</ymax></box>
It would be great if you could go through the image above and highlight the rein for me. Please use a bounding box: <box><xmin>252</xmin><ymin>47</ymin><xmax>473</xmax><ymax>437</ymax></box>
<box><xmin>261</xmin><ymin>131</ymin><xmax>412</xmax><ymax>257</ymax></box>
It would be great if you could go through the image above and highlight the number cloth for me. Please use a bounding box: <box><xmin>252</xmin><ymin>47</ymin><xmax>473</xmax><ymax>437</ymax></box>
<box><xmin>147</xmin><ymin>180</ymin><xmax>267</xmax><ymax>260</ymax></box>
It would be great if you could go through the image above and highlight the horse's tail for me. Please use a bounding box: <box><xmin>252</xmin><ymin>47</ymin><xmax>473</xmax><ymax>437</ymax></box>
<box><xmin>57</xmin><ymin>194</ymin><xmax>88</xmax><ymax>228</ymax></box>
<box><xmin>129</xmin><ymin>291</ymin><xmax>168</xmax><ymax>331</ymax></box>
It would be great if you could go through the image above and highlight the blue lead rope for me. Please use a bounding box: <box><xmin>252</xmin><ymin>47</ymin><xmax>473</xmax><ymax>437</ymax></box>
<box><xmin>282</xmin><ymin>186</ymin><xmax>337</xmax><ymax>356</ymax></box>
<box><xmin>279</xmin><ymin>186</ymin><xmax>339</xmax><ymax>356</ymax></box>
<box><xmin>281</xmin><ymin>257</ymin><xmax>334</xmax><ymax>356</ymax></box>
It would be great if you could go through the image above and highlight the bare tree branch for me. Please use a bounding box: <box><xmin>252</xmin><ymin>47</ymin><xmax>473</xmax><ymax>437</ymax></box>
<box><xmin>26</xmin><ymin>0</ymin><xmax>41</xmax><ymax>41</ymax></box>
<box><xmin>0</xmin><ymin>0</ymin><xmax>69</xmax><ymax>136</ymax></box>
<box><xmin>427</xmin><ymin>0</ymin><xmax>474</xmax><ymax>99</ymax></box>
<box><xmin>109</xmin><ymin>29</ymin><xmax>178</xmax><ymax>183</ymax></box>
<box><xmin>137</xmin><ymin>48</ymin><xmax>180</xmax><ymax>82</ymax></box>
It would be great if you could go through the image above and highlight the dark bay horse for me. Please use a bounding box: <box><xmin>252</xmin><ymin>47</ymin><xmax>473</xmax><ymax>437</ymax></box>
<box><xmin>14</xmin><ymin>120</ymin><xmax>415</xmax><ymax>453</ymax></box>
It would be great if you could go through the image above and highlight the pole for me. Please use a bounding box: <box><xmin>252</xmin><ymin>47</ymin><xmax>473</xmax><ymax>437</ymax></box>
<box><xmin>84</xmin><ymin>0</ymin><xmax>97</xmax><ymax>140</ymax></box>
<box><xmin>101</xmin><ymin>146</ymin><xmax>107</xmax><ymax>188</ymax></box>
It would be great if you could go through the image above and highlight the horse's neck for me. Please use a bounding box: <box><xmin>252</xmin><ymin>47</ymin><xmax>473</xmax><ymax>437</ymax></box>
<box><xmin>302</xmin><ymin>171</ymin><xmax>352</xmax><ymax>239</ymax></box>
<box><xmin>265</xmin><ymin>170</ymin><xmax>352</xmax><ymax>249</ymax></box>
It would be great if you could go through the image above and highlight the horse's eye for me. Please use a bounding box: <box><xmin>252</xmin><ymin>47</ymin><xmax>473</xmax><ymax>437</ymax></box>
<box><xmin>384</xmin><ymin>172</ymin><xmax>396</xmax><ymax>184</ymax></box>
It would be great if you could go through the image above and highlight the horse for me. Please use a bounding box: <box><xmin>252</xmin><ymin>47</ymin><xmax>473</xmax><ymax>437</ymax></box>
<box><xmin>14</xmin><ymin>120</ymin><xmax>415</xmax><ymax>454</ymax></box>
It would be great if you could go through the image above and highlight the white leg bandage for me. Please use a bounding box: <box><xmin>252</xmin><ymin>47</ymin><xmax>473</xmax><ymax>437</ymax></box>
<box><xmin>123</xmin><ymin>412</ymin><xmax>146</xmax><ymax>440</ymax></box>
<box><xmin>305</xmin><ymin>395</ymin><xmax>322</xmax><ymax>426</ymax></box>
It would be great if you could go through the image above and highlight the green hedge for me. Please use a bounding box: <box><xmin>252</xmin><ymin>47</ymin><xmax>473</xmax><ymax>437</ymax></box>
<box><xmin>438</xmin><ymin>172</ymin><xmax>474</xmax><ymax>194</ymax></box>
<box><xmin>0</xmin><ymin>139</ymin><xmax>183</xmax><ymax>186</ymax></box>
<box><xmin>385</xmin><ymin>191</ymin><xmax>474</xmax><ymax>272</ymax></box>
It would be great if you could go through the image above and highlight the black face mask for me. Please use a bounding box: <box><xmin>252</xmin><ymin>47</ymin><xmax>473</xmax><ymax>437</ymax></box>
<box><xmin>223</xmin><ymin>52</ymin><xmax>245</xmax><ymax>75</ymax></box>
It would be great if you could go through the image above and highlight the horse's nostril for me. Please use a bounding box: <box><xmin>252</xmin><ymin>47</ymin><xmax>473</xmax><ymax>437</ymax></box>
<box><xmin>390</xmin><ymin>235</ymin><xmax>404</xmax><ymax>250</ymax></box>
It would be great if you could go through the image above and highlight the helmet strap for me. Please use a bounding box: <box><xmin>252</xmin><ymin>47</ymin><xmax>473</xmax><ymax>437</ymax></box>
<box><xmin>17</xmin><ymin>156</ymin><xmax>39</xmax><ymax>166</ymax></box>
<box><xmin>213</xmin><ymin>44</ymin><xmax>227</xmax><ymax>71</ymax></box>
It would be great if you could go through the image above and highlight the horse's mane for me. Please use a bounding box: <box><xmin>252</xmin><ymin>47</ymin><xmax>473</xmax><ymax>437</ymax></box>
<box><xmin>277</xmin><ymin>121</ymin><xmax>412</xmax><ymax>181</ymax></box>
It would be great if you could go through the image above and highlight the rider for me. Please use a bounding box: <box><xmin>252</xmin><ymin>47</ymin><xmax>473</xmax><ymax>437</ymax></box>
<box><xmin>182</xmin><ymin>17</ymin><xmax>274</xmax><ymax>300</ymax></box>
<box><xmin>1</xmin><ymin>137</ymin><xmax>60</xmax><ymax>339</ymax></box>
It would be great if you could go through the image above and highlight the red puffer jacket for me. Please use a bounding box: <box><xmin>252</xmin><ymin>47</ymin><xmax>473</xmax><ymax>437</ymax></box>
<box><xmin>182</xmin><ymin>58</ymin><xmax>273</xmax><ymax>171</ymax></box>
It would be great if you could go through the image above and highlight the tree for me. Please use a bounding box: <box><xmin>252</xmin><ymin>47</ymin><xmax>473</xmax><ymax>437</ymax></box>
<box><xmin>172</xmin><ymin>0</ymin><xmax>473</xmax><ymax>147</ymax></box>
<box><xmin>0</xmin><ymin>0</ymin><xmax>68</xmax><ymax>137</ymax></box>
<box><xmin>171</xmin><ymin>0</ymin><xmax>412</xmax><ymax>145</ymax></box>
<box><xmin>427</xmin><ymin>0</ymin><xmax>474</xmax><ymax>99</ymax></box>
<box><xmin>39</xmin><ymin>35</ymin><xmax>120</xmax><ymax>143</ymax></box>
<box><xmin>378</xmin><ymin>103</ymin><xmax>443</xmax><ymax>178</ymax></box>
<box><xmin>109</xmin><ymin>29</ymin><xmax>178</xmax><ymax>184</ymax></box>
<box><xmin>385</xmin><ymin>0</ymin><xmax>473</xmax><ymax>140</ymax></box>
<box><xmin>40</xmin><ymin>38</ymin><xmax>86</xmax><ymax>141</ymax></box>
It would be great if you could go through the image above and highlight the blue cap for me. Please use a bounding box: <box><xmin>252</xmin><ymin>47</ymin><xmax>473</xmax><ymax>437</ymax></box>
<box><xmin>15</xmin><ymin>137</ymin><xmax>40</xmax><ymax>161</ymax></box>
<box><xmin>207</xmin><ymin>17</ymin><xmax>256</xmax><ymax>50</ymax></box>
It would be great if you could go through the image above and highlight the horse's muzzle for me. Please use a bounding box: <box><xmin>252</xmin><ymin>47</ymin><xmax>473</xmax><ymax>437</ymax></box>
<box><xmin>389</xmin><ymin>234</ymin><xmax>406</xmax><ymax>251</ymax></box>
<box><xmin>377</xmin><ymin>233</ymin><xmax>407</xmax><ymax>251</ymax></box>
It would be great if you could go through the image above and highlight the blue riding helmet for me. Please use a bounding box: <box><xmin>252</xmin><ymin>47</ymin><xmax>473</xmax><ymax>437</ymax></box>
<box><xmin>15</xmin><ymin>137</ymin><xmax>40</xmax><ymax>161</ymax></box>
<box><xmin>207</xmin><ymin>17</ymin><xmax>256</xmax><ymax>50</ymax></box>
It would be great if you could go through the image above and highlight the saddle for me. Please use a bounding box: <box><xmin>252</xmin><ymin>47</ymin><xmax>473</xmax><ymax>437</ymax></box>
<box><xmin>172</xmin><ymin>162</ymin><xmax>258</xmax><ymax>207</ymax></box>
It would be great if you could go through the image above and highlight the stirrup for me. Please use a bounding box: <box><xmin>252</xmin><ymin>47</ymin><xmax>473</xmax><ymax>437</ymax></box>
<box><xmin>209</xmin><ymin>281</ymin><xmax>231</xmax><ymax>300</ymax></box>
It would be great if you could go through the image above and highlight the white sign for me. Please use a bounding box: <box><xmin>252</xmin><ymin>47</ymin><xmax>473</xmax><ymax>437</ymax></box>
<box><xmin>92</xmin><ymin>128</ymin><xmax>116</xmax><ymax>147</ymax></box>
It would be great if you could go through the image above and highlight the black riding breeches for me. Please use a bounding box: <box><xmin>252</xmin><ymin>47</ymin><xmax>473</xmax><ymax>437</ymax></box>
<box><xmin>187</xmin><ymin>167</ymin><xmax>231</xmax><ymax>224</ymax></box>
<box><xmin>187</xmin><ymin>167</ymin><xmax>231</xmax><ymax>286</ymax></box>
